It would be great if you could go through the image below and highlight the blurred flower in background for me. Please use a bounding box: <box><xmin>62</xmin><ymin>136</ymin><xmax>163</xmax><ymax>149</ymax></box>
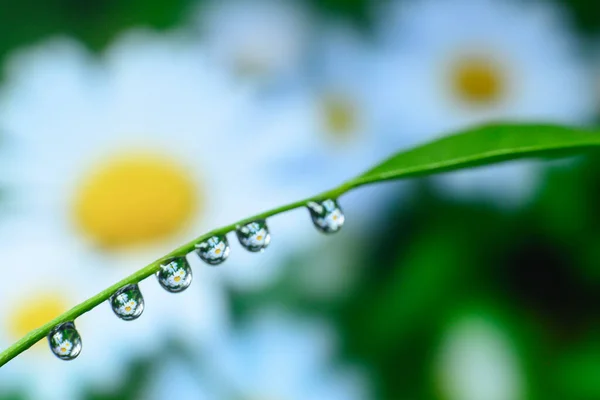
<box><xmin>434</xmin><ymin>309</ymin><xmax>526</xmax><ymax>400</ymax></box>
<box><xmin>0</xmin><ymin>27</ymin><xmax>321</xmax><ymax>396</ymax></box>
<box><xmin>0</xmin><ymin>31</ymin><xmax>253</xmax><ymax>252</ymax></box>
<box><xmin>0</xmin><ymin>220</ymin><xmax>136</xmax><ymax>399</ymax></box>
<box><xmin>0</xmin><ymin>28</ymin><xmax>321</xmax><ymax>291</ymax></box>
<box><xmin>195</xmin><ymin>0</ymin><xmax>313</xmax><ymax>87</ymax></box>
<box><xmin>0</xmin><ymin>0</ymin><xmax>599</xmax><ymax>399</ymax></box>
<box><xmin>372</xmin><ymin>0</ymin><xmax>596</xmax><ymax>204</ymax></box>
<box><xmin>243</xmin><ymin>20</ymin><xmax>410</xmax><ymax>231</ymax></box>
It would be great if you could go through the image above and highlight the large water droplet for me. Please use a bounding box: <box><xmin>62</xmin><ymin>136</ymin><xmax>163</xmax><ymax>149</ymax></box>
<box><xmin>236</xmin><ymin>220</ymin><xmax>271</xmax><ymax>252</ymax></box>
<box><xmin>47</xmin><ymin>321</ymin><xmax>82</xmax><ymax>361</ymax></box>
<box><xmin>195</xmin><ymin>234</ymin><xmax>230</xmax><ymax>265</ymax></box>
<box><xmin>110</xmin><ymin>284</ymin><xmax>144</xmax><ymax>321</ymax></box>
<box><xmin>307</xmin><ymin>199</ymin><xmax>345</xmax><ymax>233</ymax></box>
<box><xmin>156</xmin><ymin>257</ymin><xmax>193</xmax><ymax>292</ymax></box>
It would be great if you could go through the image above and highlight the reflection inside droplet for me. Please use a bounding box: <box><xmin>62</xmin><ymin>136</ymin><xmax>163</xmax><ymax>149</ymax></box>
<box><xmin>110</xmin><ymin>284</ymin><xmax>145</xmax><ymax>321</ymax></box>
<box><xmin>236</xmin><ymin>220</ymin><xmax>271</xmax><ymax>252</ymax></box>
<box><xmin>156</xmin><ymin>257</ymin><xmax>193</xmax><ymax>293</ymax></box>
<box><xmin>47</xmin><ymin>321</ymin><xmax>82</xmax><ymax>361</ymax></box>
<box><xmin>307</xmin><ymin>199</ymin><xmax>345</xmax><ymax>234</ymax></box>
<box><xmin>195</xmin><ymin>235</ymin><xmax>231</xmax><ymax>265</ymax></box>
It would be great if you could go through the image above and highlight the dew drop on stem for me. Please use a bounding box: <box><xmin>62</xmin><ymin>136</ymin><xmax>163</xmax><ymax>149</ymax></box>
<box><xmin>110</xmin><ymin>284</ymin><xmax>145</xmax><ymax>321</ymax></box>
<box><xmin>48</xmin><ymin>321</ymin><xmax>82</xmax><ymax>361</ymax></box>
<box><xmin>307</xmin><ymin>199</ymin><xmax>345</xmax><ymax>234</ymax></box>
<box><xmin>236</xmin><ymin>220</ymin><xmax>271</xmax><ymax>252</ymax></box>
<box><xmin>195</xmin><ymin>234</ymin><xmax>230</xmax><ymax>265</ymax></box>
<box><xmin>156</xmin><ymin>257</ymin><xmax>193</xmax><ymax>293</ymax></box>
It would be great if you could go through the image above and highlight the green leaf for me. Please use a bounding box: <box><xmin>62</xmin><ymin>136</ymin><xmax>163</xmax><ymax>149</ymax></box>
<box><xmin>353</xmin><ymin>123</ymin><xmax>599</xmax><ymax>187</ymax></box>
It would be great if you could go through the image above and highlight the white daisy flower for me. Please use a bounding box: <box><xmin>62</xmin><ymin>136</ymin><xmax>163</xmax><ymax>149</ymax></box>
<box><xmin>194</xmin><ymin>0</ymin><xmax>313</xmax><ymax>86</ymax></box>
<box><xmin>212</xmin><ymin>241</ymin><xmax>226</xmax><ymax>257</ymax></box>
<box><xmin>0</xmin><ymin>26</ymin><xmax>316</xmax><ymax>290</ymax></box>
<box><xmin>168</xmin><ymin>268</ymin><xmax>187</xmax><ymax>287</ymax></box>
<box><xmin>56</xmin><ymin>340</ymin><xmax>73</xmax><ymax>356</ymax></box>
<box><xmin>238</xmin><ymin>222</ymin><xmax>270</xmax><ymax>248</ymax></box>
<box><xmin>434</xmin><ymin>311</ymin><xmax>526</xmax><ymax>400</ymax></box>
<box><xmin>0</xmin><ymin>220</ymin><xmax>137</xmax><ymax>399</ymax></box>
<box><xmin>253</xmin><ymin>22</ymin><xmax>389</xmax><ymax>185</ymax></box>
<box><xmin>140</xmin><ymin>310</ymin><xmax>372</xmax><ymax>400</ymax></box>
<box><xmin>322</xmin><ymin>208</ymin><xmax>345</xmax><ymax>231</ymax></box>
<box><xmin>2</xmin><ymin>27</ymin><xmax>340</xmax><ymax>291</ymax></box>
<box><xmin>307</xmin><ymin>199</ymin><xmax>345</xmax><ymax>233</ymax></box>
<box><xmin>371</xmin><ymin>0</ymin><xmax>595</xmax><ymax>203</ymax></box>
<box><xmin>118</xmin><ymin>299</ymin><xmax>138</xmax><ymax>316</ymax></box>
<box><xmin>0</xmin><ymin>30</ymin><xmax>317</xmax><ymax>384</ymax></box>
<box><xmin>0</xmin><ymin>30</ymin><xmax>262</xmax><ymax>244</ymax></box>
<box><xmin>0</xmin><ymin>219</ymin><xmax>228</xmax><ymax>398</ymax></box>
<box><xmin>244</xmin><ymin>21</ymin><xmax>405</xmax><ymax>230</ymax></box>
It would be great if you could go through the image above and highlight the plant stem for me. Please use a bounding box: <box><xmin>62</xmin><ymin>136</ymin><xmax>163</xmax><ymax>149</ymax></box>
<box><xmin>3</xmin><ymin>121</ymin><xmax>596</xmax><ymax>367</ymax></box>
<box><xmin>0</xmin><ymin>181</ymin><xmax>357</xmax><ymax>367</ymax></box>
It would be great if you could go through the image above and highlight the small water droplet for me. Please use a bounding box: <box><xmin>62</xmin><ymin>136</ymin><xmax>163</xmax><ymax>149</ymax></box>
<box><xmin>156</xmin><ymin>257</ymin><xmax>193</xmax><ymax>292</ymax></box>
<box><xmin>236</xmin><ymin>220</ymin><xmax>271</xmax><ymax>252</ymax></box>
<box><xmin>47</xmin><ymin>321</ymin><xmax>82</xmax><ymax>361</ymax></box>
<box><xmin>195</xmin><ymin>235</ymin><xmax>230</xmax><ymax>265</ymax></box>
<box><xmin>110</xmin><ymin>284</ymin><xmax>144</xmax><ymax>321</ymax></box>
<box><xmin>307</xmin><ymin>199</ymin><xmax>345</xmax><ymax>233</ymax></box>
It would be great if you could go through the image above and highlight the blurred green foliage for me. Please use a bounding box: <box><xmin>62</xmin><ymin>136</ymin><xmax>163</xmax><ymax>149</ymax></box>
<box><xmin>0</xmin><ymin>0</ymin><xmax>194</xmax><ymax>76</ymax></box>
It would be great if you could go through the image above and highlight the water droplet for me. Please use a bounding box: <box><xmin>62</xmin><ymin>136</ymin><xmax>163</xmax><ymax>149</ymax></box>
<box><xmin>47</xmin><ymin>321</ymin><xmax>82</xmax><ymax>361</ymax></box>
<box><xmin>307</xmin><ymin>199</ymin><xmax>345</xmax><ymax>233</ymax></box>
<box><xmin>110</xmin><ymin>284</ymin><xmax>144</xmax><ymax>321</ymax></box>
<box><xmin>156</xmin><ymin>257</ymin><xmax>193</xmax><ymax>292</ymax></box>
<box><xmin>236</xmin><ymin>220</ymin><xmax>271</xmax><ymax>252</ymax></box>
<box><xmin>195</xmin><ymin>234</ymin><xmax>230</xmax><ymax>265</ymax></box>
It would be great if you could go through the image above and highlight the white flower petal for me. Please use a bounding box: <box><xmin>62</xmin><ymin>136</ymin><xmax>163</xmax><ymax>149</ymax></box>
<box><xmin>370</xmin><ymin>0</ymin><xmax>595</xmax><ymax>202</ymax></box>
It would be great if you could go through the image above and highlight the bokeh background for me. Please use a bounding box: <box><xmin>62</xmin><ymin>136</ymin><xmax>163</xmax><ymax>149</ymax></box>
<box><xmin>1</xmin><ymin>0</ymin><xmax>600</xmax><ymax>399</ymax></box>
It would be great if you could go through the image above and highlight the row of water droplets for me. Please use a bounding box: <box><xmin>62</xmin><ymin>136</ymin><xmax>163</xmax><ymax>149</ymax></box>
<box><xmin>47</xmin><ymin>199</ymin><xmax>345</xmax><ymax>360</ymax></box>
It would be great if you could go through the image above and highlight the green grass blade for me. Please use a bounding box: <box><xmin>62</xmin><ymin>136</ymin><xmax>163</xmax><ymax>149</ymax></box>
<box><xmin>351</xmin><ymin>123</ymin><xmax>599</xmax><ymax>187</ymax></box>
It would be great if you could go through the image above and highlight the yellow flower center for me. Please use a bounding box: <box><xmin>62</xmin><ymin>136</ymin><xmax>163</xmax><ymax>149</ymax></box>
<box><xmin>72</xmin><ymin>153</ymin><xmax>199</xmax><ymax>248</ymax></box>
<box><xmin>449</xmin><ymin>56</ymin><xmax>505</xmax><ymax>106</ymax></box>
<box><xmin>256</xmin><ymin>235</ymin><xmax>263</xmax><ymax>241</ymax></box>
<box><xmin>215</xmin><ymin>248</ymin><xmax>222</xmax><ymax>255</ymax></box>
<box><xmin>321</xmin><ymin>94</ymin><xmax>358</xmax><ymax>141</ymax></box>
<box><xmin>8</xmin><ymin>292</ymin><xmax>68</xmax><ymax>349</ymax></box>
<box><xmin>125</xmin><ymin>306</ymin><xmax>132</xmax><ymax>312</ymax></box>
<box><xmin>174</xmin><ymin>276</ymin><xmax>182</xmax><ymax>282</ymax></box>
